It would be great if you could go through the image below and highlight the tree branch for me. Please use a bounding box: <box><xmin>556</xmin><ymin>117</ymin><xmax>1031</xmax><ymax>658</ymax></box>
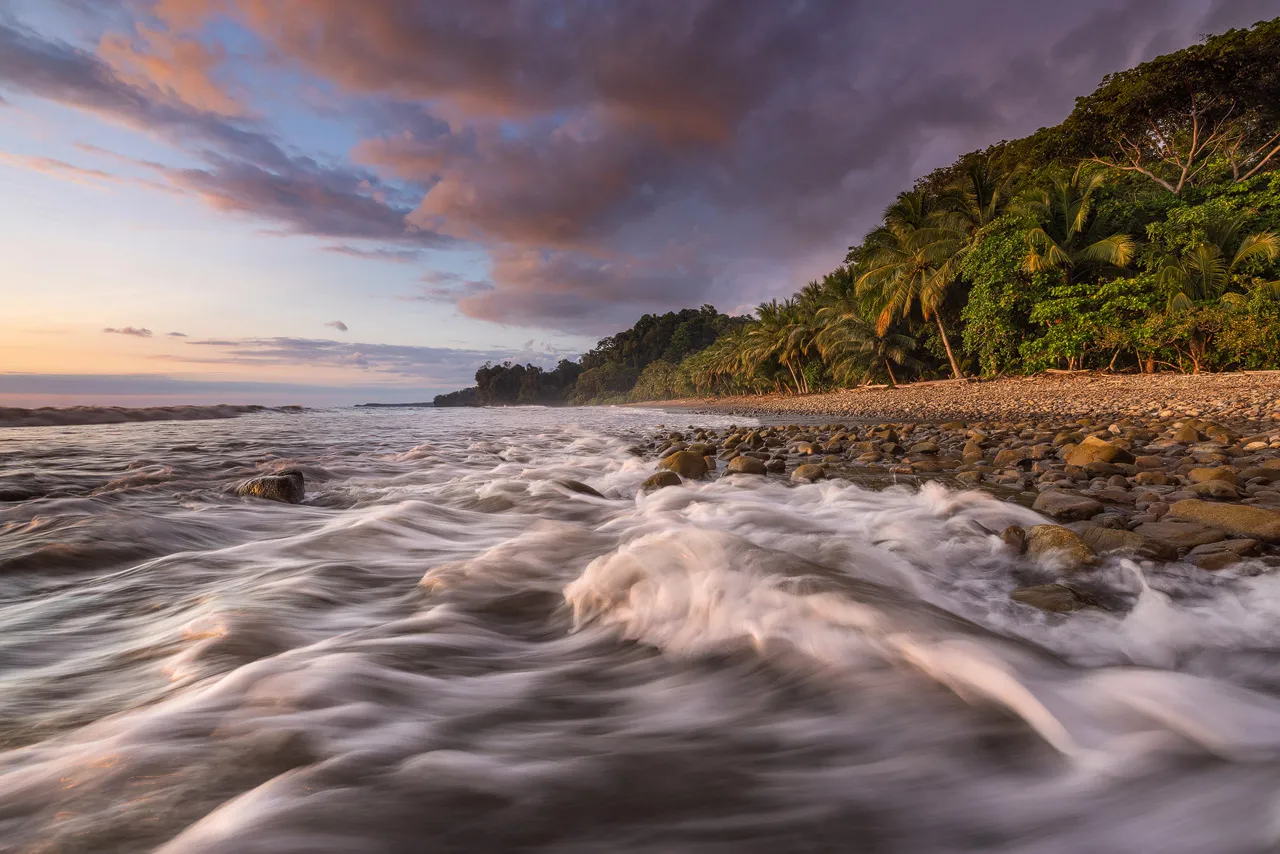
<box><xmin>1241</xmin><ymin>132</ymin><xmax>1280</xmax><ymax>181</ymax></box>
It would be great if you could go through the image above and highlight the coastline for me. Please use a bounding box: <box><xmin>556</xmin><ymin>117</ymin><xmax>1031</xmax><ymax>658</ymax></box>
<box><xmin>631</xmin><ymin>372</ymin><xmax>1280</xmax><ymax>428</ymax></box>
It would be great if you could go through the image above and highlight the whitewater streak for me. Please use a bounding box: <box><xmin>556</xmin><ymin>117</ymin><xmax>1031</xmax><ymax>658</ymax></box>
<box><xmin>2</xmin><ymin>406</ymin><xmax>1280</xmax><ymax>852</ymax></box>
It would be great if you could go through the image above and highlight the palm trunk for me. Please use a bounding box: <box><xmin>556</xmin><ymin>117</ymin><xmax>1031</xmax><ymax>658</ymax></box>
<box><xmin>786</xmin><ymin>361</ymin><xmax>802</xmax><ymax>395</ymax></box>
<box><xmin>935</xmin><ymin>314</ymin><xmax>963</xmax><ymax>380</ymax></box>
<box><xmin>884</xmin><ymin>359</ymin><xmax>897</xmax><ymax>388</ymax></box>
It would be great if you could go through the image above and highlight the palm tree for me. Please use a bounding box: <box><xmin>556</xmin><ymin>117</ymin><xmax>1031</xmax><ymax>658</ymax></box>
<box><xmin>1160</xmin><ymin>214</ymin><xmax>1279</xmax><ymax>310</ymax></box>
<box><xmin>856</xmin><ymin>191</ymin><xmax>967</xmax><ymax>379</ymax></box>
<box><xmin>938</xmin><ymin>156</ymin><xmax>1018</xmax><ymax>233</ymax></box>
<box><xmin>1019</xmin><ymin>167</ymin><xmax>1136</xmax><ymax>280</ymax></box>
<box><xmin>1155</xmin><ymin>215</ymin><xmax>1280</xmax><ymax>373</ymax></box>
<box><xmin>815</xmin><ymin>308</ymin><xmax>919</xmax><ymax>388</ymax></box>
<box><xmin>744</xmin><ymin>299</ymin><xmax>815</xmax><ymax>394</ymax></box>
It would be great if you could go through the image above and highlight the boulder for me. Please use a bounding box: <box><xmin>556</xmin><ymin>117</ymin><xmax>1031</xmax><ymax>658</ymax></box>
<box><xmin>1166</xmin><ymin>500</ymin><xmax>1280</xmax><ymax>542</ymax></box>
<box><xmin>1024</xmin><ymin>524</ymin><xmax>1097</xmax><ymax>570</ymax></box>
<box><xmin>993</xmin><ymin>448</ymin><xmax>1029</xmax><ymax>468</ymax></box>
<box><xmin>726</xmin><ymin>455</ymin><xmax>767</xmax><ymax>475</ymax></box>
<box><xmin>1188</xmin><ymin>480</ymin><xmax>1240</xmax><ymax>500</ymax></box>
<box><xmin>1134</xmin><ymin>519</ymin><xmax>1226</xmax><ymax>549</ymax></box>
<box><xmin>1064</xmin><ymin>436</ymin><xmax>1134</xmax><ymax>467</ymax></box>
<box><xmin>1172</xmin><ymin>424</ymin><xmax>1202</xmax><ymax>443</ymax></box>
<box><xmin>1188</xmin><ymin>467</ymin><xmax>1237</xmax><ymax>485</ymax></box>
<box><xmin>1240</xmin><ymin>467</ymin><xmax>1280</xmax><ymax>484</ymax></box>
<box><xmin>791</xmin><ymin>464</ymin><xmax>826</xmax><ymax>483</ymax></box>
<box><xmin>641</xmin><ymin>471</ymin><xmax>682</xmax><ymax>492</ymax></box>
<box><xmin>236</xmin><ymin>469</ymin><xmax>305</xmax><ymax>504</ymax></box>
<box><xmin>1001</xmin><ymin>525</ymin><xmax>1027</xmax><ymax>553</ymax></box>
<box><xmin>765</xmin><ymin>458</ymin><xmax>787</xmax><ymax>473</ymax></box>
<box><xmin>557</xmin><ymin>479</ymin><xmax>606</xmax><ymax>498</ymax></box>
<box><xmin>1191</xmin><ymin>551</ymin><xmax>1241</xmax><ymax>571</ymax></box>
<box><xmin>1073</xmin><ymin>524</ymin><xmax>1177</xmax><ymax>561</ymax></box>
<box><xmin>658</xmin><ymin>450</ymin><xmax>709</xmax><ymax>479</ymax></box>
<box><xmin>1010</xmin><ymin>584</ymin><xmax>1089</xmax><ymax>613</ymax></box>
<box><xmin>1188</xmin><ymin>538</ymin><xmax>1261</xmax><ymax>558</ymax></box>
<box><xmin>1032</xmin><ymin>490</ymin><xmax>1102</xmax><ymax>521</ymax></box>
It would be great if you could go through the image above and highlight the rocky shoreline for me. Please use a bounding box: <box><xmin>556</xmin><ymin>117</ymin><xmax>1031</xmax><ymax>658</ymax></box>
<box><xmin>632</xmin><ymin>412</ymin><xmax>1280</xmax><ymax>614</ymax></box>
<box><xmin>640</xmin><ymin>372</ymin><xmax>1280</xmax><ymax>426</ymax></box>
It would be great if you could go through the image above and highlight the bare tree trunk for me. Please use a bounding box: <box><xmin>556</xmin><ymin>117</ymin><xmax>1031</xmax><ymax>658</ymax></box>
<box><xmin>786</xmin><ymin>361</ymin><xmax>802</xmax><ymax>395</ymax></box>
<box><xmin>884</xmin><ymin>359</ymin><xmax>898</xmax><ymax>388</ymax></box>
<box><xmin>935</xmin><ymin>314</ymin><xmax>963</xmax><ymax>379</ymax></box>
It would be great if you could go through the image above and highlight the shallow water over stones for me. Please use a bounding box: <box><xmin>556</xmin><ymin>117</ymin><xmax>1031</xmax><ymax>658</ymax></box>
<box><xmin>3</xmin><ymin>406</ymin><xmax>1280</xmax><ymax>852</ymax></box>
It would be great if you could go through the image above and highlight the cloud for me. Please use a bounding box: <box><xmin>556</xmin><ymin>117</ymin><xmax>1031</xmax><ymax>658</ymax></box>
<box><xmin>167</xmin><ymin>331</ymin><xmax>188</xmax><ymax>337</ymax></box>
<box><xmin>321</xmin><ymin>244</ymin><xmax>425</xmax><ymax>263</ymax></box>
<box><xmin>0</xmin><ymin>152</ymin><xmax>120</xmax><ymax>186</ymax></box>
<box><xmin>0</xmin><ymin>21</ymin><xmax>450</xmax><ymax>247</ymax></box>
<box><xmin>103</xmin><ymin>326</ymin><xmax>153</xmax><ymax>337</ymax></box>
<box><xmin>98</xmin><ymin>24</ymin><xmax>243</xmax><ymax>115</ymax></box>
<box><xmin>169</xmin><ymin>336</ymin><xmax>574</xmax><ymax>383</ymax></box>
<box><xmin>5</xmin><ymin>1</ymin><xmax>1274</xmax><ymax>336</ymax></box>
<box><xmin>325</xmin><ymin>320</ymin><xmax>348</xmax><ymax>332</ymax></box>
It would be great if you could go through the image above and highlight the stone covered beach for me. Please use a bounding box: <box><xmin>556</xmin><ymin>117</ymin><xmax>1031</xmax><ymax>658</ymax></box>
<box><xmin>636</xmin><ymin>372</ymin><xmax>1280</xmax><ymax>611</ymax></box>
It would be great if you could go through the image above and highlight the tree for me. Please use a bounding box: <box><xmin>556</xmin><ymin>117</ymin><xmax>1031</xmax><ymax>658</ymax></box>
<box><xmin>857</xmin><ymin>191</ymin><xmax>967</xmax><ymax>379</ymax></box>
<box><xmin>1159</xmin><ymin>214</ymin><xmax>1280</xmax><ymax>309</ymax></box>
<box><xmin>742</xmin><ymin>299</ymin><xmax>816</xmax><ymax>394</ymax></box>
<box><xmin>1067</xmin><ymin>19</ymin><xmax>1280</xmax><ymax>193</ymax></box>
<box><xmin>1019</xmin><ymin>167</ymin><xmax>1136</xmax><ymax>280</ymax></box>
<box><xmin>814</xmin><ymin>308</ymin><xmax>919</xmax><ymax>388</ymax></box>
<box><xmin>1155</xmin><ymin>214</ymin><xmax>1280</xmax><ymax>372</ymax></box>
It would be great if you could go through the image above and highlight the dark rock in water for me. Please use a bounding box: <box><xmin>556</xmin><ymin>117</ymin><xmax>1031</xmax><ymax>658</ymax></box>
<box><xmin>641</xmin><ymin>471</ymin><xmax>682</xmax><ymax>492</ymax></box>
<box><xmin>1010</xmin><ymin>583</ymin><xmax>1089</xmax><ymax>613</ymax></box>
<box><xmin>235</xmin><ymin>469</ymin><xmax>305</xmax><ymax>504</ymax></box>
<box><xmin>726</xmin><ymin>455</ymin><xmax>767</xmax><ymax>475</ymax></box>
<box><xmin>791</xmin><ymin>464</ymin><xmax>826</xmax><ymax>483</ymax></box>
<box><xmin>1032</xmin><ymin>490</ymin><xmax>1102</xmax><ymax>521</ymax></box>
<box><xmin>1072</xmin><ymin>523</ymin><xmax>1177</xmax><ymax>561</ymax></box>
<box><xmin>658</xmin><ymin>450</ymin><xmax>709</xmax><ymax>479</ymax></box>
<box><xmin>764</xmin><ymin>458</ymin><xmax>786</xmax><ymax>473</ymax></box>
<box><xmin>1167</xmin><ymin>499</ymin><xmax>1280</xmax><ymax>542</ymax></box>
<box><xmin>557</xmin><ymin>479</ymin><xmax>606</xmax><ymax>498</ymax></box>
<box><xmin>1024</xmin><ymin>524</ymin><xmax>1097</xmax><ymax>570</ymax></box>
<box><xmin>1133</xmin><ymin>519</ymin><xmax>1226</xmax><ymax>549</ymax></box>
<box><xmin>1002</xmin><ymin>525</ymin><xmax>1027</xmax><ymax>553</ymax></box>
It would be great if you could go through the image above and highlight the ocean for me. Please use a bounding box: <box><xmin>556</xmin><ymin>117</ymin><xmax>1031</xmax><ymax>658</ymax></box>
<box><xmin>2</xmin><ymin>406</ymin><xmax>1280</xmax><ymax>852</ymax></box>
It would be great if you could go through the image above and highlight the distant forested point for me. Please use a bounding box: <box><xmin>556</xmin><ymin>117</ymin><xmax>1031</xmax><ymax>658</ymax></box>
<box><xmin>437</xmin><ymin>18</ymin><xmax>1280</xmax><ymax>407</ymax></box>
<box><xmin>434</xmin><ymin>305</ymin><xmax>748</xmax><ymax>406</ymax></box>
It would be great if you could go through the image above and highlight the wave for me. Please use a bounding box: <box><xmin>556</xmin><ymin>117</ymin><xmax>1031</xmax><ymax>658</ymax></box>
<box><xmin>3</xmin><ymin>408</ymin><xmax>1280</xmax><ymax>852</ymax></box>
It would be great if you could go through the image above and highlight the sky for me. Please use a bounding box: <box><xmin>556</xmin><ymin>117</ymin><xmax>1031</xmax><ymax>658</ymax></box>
<box><xmin>0</xmin><ymin>0</ymin><xmax>1274</xmax><ymax>406</ymax></box>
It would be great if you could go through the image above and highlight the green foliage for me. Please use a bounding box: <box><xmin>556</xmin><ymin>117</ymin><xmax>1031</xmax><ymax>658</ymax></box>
<box><xmin>628</xmin><ymin>361</ymin><xmax>681</xmax><ymax>402</ymax></box>
<box><xmin>958</xmin><ymin>219</ymin><xmax>1037</xmax><ymax>375</ymax></box>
